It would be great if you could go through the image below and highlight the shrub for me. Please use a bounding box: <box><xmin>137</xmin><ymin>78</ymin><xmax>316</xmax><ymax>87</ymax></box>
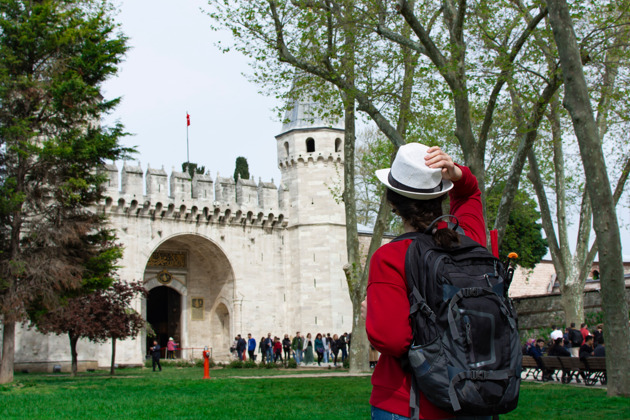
<box><xmin>228</xmin><ymin>360</ymin><xmax>243</xmax><ymax>369</ymax></box>
<box><xmin>343</xmin><ymin>358</ymin><xmax>349</xmax><ymax>369</ymax></box>
<box><xmin>286</xmin><ymin>358</ymin><xmax>298</xmax><ymax>369</ymax></box>
<box><xmin>585</xmin><ymin>311</ymin><xmax>605</xmax><ymax>327</ymax></box>
<box><xmin>243</xmin><ymin>360</ymin><xmax>258</xmax><ymax>369</ymax></box>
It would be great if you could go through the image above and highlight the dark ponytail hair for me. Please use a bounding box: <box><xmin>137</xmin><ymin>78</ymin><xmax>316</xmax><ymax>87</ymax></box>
<box><xmin>387</xmin><ymin>189</ymin><xmax>460</xmax><ymax>248</ymax></box>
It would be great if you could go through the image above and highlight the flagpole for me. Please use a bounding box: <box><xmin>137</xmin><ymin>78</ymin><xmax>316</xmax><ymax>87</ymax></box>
<box><xmin>186</xmin><ymin>111</ymin><xmax>190</xmax><ymax>165</ymax></box>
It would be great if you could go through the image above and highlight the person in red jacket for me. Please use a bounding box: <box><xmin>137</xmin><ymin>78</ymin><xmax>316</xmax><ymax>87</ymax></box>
<box><xmin>273</xmin><ymin>337</ymin><xmax>283</xmax><ymax>363</ymax></box>
<box><xmin>364</xmin><ymin>143</ymin><xmax>488</xmax><ymax>420</ymax></box>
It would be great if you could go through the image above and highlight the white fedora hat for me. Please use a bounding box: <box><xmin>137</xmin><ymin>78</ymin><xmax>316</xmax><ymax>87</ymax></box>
<box><xmin>375</xmin><ymin>143</ymin><xmax>453</xmax><ymax>200</ymax></box>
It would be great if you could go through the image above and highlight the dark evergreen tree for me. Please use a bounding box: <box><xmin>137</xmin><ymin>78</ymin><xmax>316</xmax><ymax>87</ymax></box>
<box><xmin>486</xmin><ymin>183</ymin><xmax>548</xmax><ymax>268</ymax></box>
<box><xmin>233</xmin><ymin>156</ymin><xmax>250</xmax><ymax>182</ymax></box>
<box><xmin>182</xmin><ymin>162</ymin><xmax>205</xmax><ymax>178</ymax></box>
<box><xmin>0</xmin><ymin>0</ymin><xmax>131</xmax><ymax>384</ymax></box>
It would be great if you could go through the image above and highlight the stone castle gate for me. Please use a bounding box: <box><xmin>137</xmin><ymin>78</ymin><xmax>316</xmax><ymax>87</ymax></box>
<box><xmin>9</xmin><ymin>95</ymin><xmax>354</xmax><ymax>371</ymax></box>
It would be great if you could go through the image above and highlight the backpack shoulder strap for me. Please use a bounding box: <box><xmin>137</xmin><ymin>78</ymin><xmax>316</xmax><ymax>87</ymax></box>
<box><xmin>404</xmin><ymin>234</ymin><xmax>437</xmax><ymax>326</ymax></box>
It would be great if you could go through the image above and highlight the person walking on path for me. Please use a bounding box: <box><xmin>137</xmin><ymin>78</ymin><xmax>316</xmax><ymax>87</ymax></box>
<box><xmin>331</xmin><ymin>334</ymin><xmax>340</xmax><ymax>366</ymax></box>
<box><xmin>325</xmin><ymin>333</ymin><xmax>333</xmax><ymax>363</ymax></box>
<box><xmin>236</xmin><ymin>334</ymin><xmax>246</xmax><ymax>361</ymax></box>
<box><xmin>259</xmin><ymin>336</ymin><xmax>266</xmax><ymax>363</ymax></box>
<box><xmin>264</xmin><ymin>333</ymin><xmax>274</xmax><ymax>364</ymax></box>
<box><xmin>303</xmin><ymin>333</ymin><xmax>314</xmax><ymax>365</ymax></box>
<box><xmin>282</xmin><ymin>334</ymin><xmax>292</xmax><ymax>363</ymax></box>
<box><xmin>274</xmin><ymin>337</ymin><xmax>283</xmax><ymax>363</ymax></box>
<box><xmin>339</xmin><ymin>333</ymin><xmax>348</xmax><ymax>363</ymax></box>
<box><xmin>314</xmin><ymin>333</ymin><xmax>325</xmax><ymax>366</ymax></box>
<box><xmin>150</xmin><ymin>340</ymin><xmax>162</xmax><ymax>372</ymax></box>
<box><xmin>166</xmin><ymin>337</ymin><xmax>177</xmax><ymax>359</ymax></box>
<box><xmin>247</xmin><ymin>334</ymin><xmax>257</xmax><ymax>361</ymax></box>
<box><xmin>292</xmin><ymin>332</ymin><xmax>304</xmax><ymax>365</ymax></box>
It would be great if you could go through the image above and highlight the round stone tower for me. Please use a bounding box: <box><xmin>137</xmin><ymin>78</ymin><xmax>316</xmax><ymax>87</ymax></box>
<box><xmin>276</xmin><ymin>92</ymin><xmax>352</xmax><ymax>333</ymax></box>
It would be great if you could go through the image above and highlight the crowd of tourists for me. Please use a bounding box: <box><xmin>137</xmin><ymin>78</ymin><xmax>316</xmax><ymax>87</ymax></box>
<box><xmin>524</xmin><ymin>322</ymin><xmax>605</xmax><ymax>381</ymax></box>
<box><xmin>230</xmin><ymin>331</ymin><xmax>351</xmax><ymax>366</ymax></box>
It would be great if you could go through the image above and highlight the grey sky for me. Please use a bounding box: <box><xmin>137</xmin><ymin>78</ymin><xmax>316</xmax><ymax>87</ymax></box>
<box><xmin>103</xmin><ymin>0</ymin><xmax>283</xmax><ymax>184</ymax></box>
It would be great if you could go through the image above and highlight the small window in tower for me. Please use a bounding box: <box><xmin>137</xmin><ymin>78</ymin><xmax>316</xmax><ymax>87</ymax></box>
<box><xmin>306</xmin><ymin>138</ymin><xmax>315</xmax><ymax>153</ymax></box>
<box><xmin>335</xmin><ymin>138</ymin><xmax>342</xmax><ymax>152</ymax></box>
<box><xmin>284</xmin><ymin>141</ymin><xmax>289</xmax><ymax>157</ymax></box>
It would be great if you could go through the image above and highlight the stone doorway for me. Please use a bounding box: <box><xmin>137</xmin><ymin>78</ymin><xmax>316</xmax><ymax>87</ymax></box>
<box><xmin>146</xmin><ymin>286</ymin><xmax>181</xmax><ymax>357</ymax></box>
<box><xmin>142</xmin><ymin>234</ymin><xmax>236</xmax><ymax>360</ymax></box>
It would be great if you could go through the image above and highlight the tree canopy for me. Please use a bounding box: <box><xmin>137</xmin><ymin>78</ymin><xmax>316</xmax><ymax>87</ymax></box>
<box><xmin>0</xmin><ymin>0</ymin><xmax>131</xmax><ymax>384</ymax></box>
<box><xmin>485</xmin><ymin>183</ymin><xmax>547</xmax><ymax>268</ymax></box>
<box><xmin>234</xmin><ymin>156</ymin><xmax>250</xmax><ymax>182</ymax></box>
<box><xmin>208</xmin><ymin>1</ymin><xmax>630</xmax><ymax>390</ymax></box>
<box><xmin>34</xmin><ymin>280</ymin><xmax>146</xmax><ymax>376</ymax></box>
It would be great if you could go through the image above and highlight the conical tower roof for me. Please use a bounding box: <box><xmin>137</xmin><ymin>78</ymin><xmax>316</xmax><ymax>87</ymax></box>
<box><xmin>279</xmin><ymin>84</ymin><xmax>344</xmax><ymax>135</ymax></box>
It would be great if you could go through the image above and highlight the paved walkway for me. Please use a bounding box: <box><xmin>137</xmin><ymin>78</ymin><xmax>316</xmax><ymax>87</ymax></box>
<box><xmin>232</xmin><ymin>371</ymin><xmax>372</xmax><ymax>379</ymax></box>
<box><xmin>231</xmin><ymin>367</ymin><xmax>606</xmax><ymax>387</ymax></box>
<box><xmin>229</xmin><ymin>361</ymin><xmax>373</xmax><ymax>379</ymax></box>
<box><xmin>520</xmin><ymin>376</ymin><xmax>606</xmax><ymax>389</ymax></box>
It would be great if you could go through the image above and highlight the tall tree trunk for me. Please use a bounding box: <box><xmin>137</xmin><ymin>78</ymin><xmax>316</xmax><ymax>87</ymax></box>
<box><xmin>560</xmin><ymin>265</ymin><xmax>584</xmax><ymax>325</ymax></box>
<box><xmin>0</xmin><ymin>321</ymin><xmax>15</xmax><ymax>384</ymax></box>
<box><xmin>110</xmin><ymin>337</ymin><xmax>116</xmax><ymax>375</ymax></box>
<box><xmin>338</xmin><ymin>0</ymin><xmax>370</xmax><ymax>374</ymax></box>
<box><xmin>342</xmin><ymin>94</ymin><xmax>369</xmax><ymax>373</ymax></box>
<box><xmin>69</xmin><ymin>333</ymin><xmax>79</xmax><ymax>377</ymax></box>
<box><xmin>547</xmin><ymin>0</ymin><xmax>630</xmax><ymax>396</ymax></box>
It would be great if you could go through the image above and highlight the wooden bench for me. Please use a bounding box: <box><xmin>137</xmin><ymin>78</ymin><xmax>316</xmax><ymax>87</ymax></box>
<box><xmin>519</xmin><ymin>355</ymin><xmax>606</xmax><ymax>386</ymax></box>
<box><xmin>557</xmin><ymin>356</ymin><xmax>582</xmax><ymax>384</ymax></box>
<box><xmin>582</xmin><ymin>357</ymin><xmax>607</xmax><ymax>386</ymax></box>
<box><xmin>521</xmin><ymin>355</ymin><xmax>542</xmax><ymax>381</ymax></box>
<box><xmin>540</xmin><ymin>356</ymin><xmax>564</xmax><ymax>382</ymax></box>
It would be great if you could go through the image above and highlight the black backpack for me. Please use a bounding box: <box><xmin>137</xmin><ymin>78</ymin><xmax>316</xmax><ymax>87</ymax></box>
<box><xmin>397</xmin><ymin>217</ymin><xmax>522</xmax><ymax>418</ymax></box>
<box><xmin>569</xmin><ymin>329</ymin><xmax>583</xmax><ymax>347</ymax></box>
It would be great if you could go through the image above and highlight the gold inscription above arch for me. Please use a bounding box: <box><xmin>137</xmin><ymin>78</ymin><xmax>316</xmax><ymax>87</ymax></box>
<box><xmin>147</xmin><ymin>251</ymin><xmax>187</xmax><ymax>268</ymax></box>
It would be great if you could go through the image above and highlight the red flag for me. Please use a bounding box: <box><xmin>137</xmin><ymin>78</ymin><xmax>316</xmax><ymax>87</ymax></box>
<box><xmin>186</xmin><ymin>113</ymin><xmax>190</xmax><ymax>126</ymax></box>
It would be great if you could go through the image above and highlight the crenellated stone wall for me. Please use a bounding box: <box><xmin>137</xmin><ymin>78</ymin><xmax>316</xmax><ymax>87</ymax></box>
<box><xmin>100</xmin><ymin>162</ymin><xmax>287</xmax><ymax>229</ymax></box>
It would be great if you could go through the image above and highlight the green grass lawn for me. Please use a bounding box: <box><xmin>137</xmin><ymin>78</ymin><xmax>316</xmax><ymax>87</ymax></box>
<box><xmin>0</xmin><ymin>367</ymin><xmax>628</xmax><ymax>419</ymax></box>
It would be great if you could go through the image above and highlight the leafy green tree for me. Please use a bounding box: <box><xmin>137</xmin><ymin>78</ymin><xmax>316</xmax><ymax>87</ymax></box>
<box><xmin>210</xmin><ymin>0</ymin><xmax>420</xmax><ymax>372</ymax></box>
<box><xmin>485</xmin><ymin>183</ymin><xmax>547</xmax><ymax>268</ymax></box>
<box><xmin>0</xmin><ymin>0</ymin><xmax>131</xmax><ymax>384</ymax></box>
<box><xmin>208</xmin><ymin>0</ymin><xmax>627</xmax><ymax>377</ymax></box>
<box><xmin>233</xmin><ymin>156</ymin><xmax>250</xmax><ymax>182</ymax></box>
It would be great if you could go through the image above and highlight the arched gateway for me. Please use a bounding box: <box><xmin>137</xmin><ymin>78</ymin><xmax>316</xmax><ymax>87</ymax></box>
<box><xmin>142</xmin><ymin>234</ymin><xmax>235</xmax><ymax>358</ymax></box>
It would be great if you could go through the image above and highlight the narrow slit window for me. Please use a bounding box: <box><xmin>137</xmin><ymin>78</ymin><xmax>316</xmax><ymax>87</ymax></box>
<box><xmin>335</xmin><ymin>138</ymin><xmax>342</xmax><ymax>152</ymax></box>
<box><xmin>306</xmin><ymin>138</ymin><xmax>315</xmax><ymax>153</ymax></box>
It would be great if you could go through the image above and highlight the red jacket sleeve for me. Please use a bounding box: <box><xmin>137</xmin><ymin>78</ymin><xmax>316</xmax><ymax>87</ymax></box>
<box><xmin>366</xmin><ymin>241</ymin><xmax>413</xmax><ymax>357</ymax></box>
<box><xmin>449</xmin><ymin>164</ymin><xmax>486</xmax><ymax>247</ymax></box>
